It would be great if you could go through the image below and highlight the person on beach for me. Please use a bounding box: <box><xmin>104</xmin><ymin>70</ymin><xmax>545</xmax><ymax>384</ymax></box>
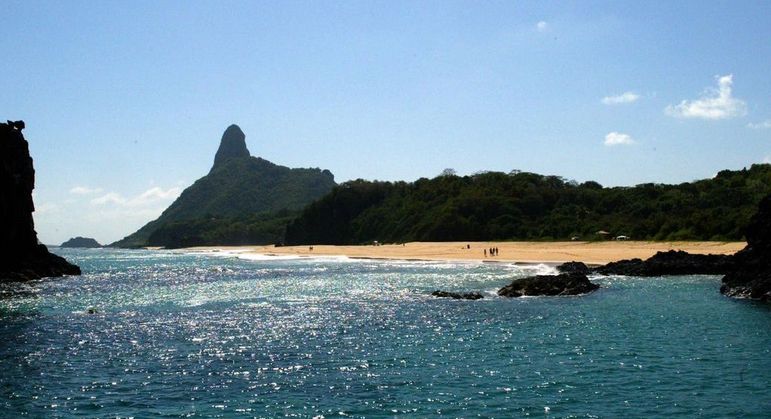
<box><xmin>484</xmin><ymin>249</ymin><xmax>487</xmax><ymax>257</ymax></box>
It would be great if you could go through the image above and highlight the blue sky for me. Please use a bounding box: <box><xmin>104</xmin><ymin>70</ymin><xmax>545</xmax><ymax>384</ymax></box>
<box><xmin>2</xmin><ymin>0</ymin><xmax>770</xmax><ymax>244</ymax></box>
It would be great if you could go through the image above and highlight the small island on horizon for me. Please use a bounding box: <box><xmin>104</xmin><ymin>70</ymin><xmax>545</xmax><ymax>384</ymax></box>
<box><xmin>60</xmin><ymin>236</ymin><xmax>102</xmax><ymax>248</ymax></box>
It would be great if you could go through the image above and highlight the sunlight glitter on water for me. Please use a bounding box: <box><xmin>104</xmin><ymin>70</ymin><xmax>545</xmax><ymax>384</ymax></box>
<box><xmin>0</xmin><ymin>248</ymin><xmax>769</xmax><ymax>417</ymax></box>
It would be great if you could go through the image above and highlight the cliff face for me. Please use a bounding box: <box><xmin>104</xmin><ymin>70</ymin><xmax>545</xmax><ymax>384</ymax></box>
<box><xmin>211</xmin><ymin>124</ymin><xmax>250</xmax><ymax>172</ymax></box>
<box><xmin>0</xmin><ymin>121</ymin><xmax>81</xmax><ymax>281</ymax></box>
<box><xmin>721</xmin><ymin>195</ymin><xmax>771</xmax><ymax>301</ymax></box>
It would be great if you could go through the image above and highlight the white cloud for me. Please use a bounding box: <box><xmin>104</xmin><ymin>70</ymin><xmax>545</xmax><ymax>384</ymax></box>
<box><xmin>604</xmin><ymin>132</ymin><xmax>635</xmax><ymax>146</ymax></box>
<box><xmin>35</xmin><ymin>202</ymin><xmax>61</xmax><ymax>215</ymax></box>
<box><xmin>748</xmin><ymin>119</ymin><xmax>771</xmax><ymax>129</ymax></box>
<box><xmin>138</xmin><ymin>186</ymin><xmax>182</xmax><ymax>202</ymax></box>
<box><xmin>602</xmin><ymin>92</ymin><xmax>640</xmax><ymax>105</ymax></box>
<box><xmin>91</xmin><ymin>186</ymin><xmax>182</xmax><ymax>207</ymax></box>
<box><xmin>70</xmin><ymin>185</ymin><xmax>103</xmax><ymax>195</ymax></box>
<box><xmin>536</xmin><ymin>21</ymin><xmax>548</xmax><ymax>32</ymax></box>
<box><xmin>91</xmin><ymin>192</ymin><xmax>126</xmax><ymax>206</ymax></box>
<box><xmin>764</xmin><ymin>156</ymin><xmax>771</xmax><ymax>164</ymax></box>
<box><xmin>665</xmin><ymin>74</ymin><xmax>747</xmax><ymax>120</ymax></box>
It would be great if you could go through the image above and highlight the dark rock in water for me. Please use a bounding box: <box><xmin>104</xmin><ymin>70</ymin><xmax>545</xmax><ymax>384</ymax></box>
<box><xmin>61</xmin><ymin>236</ymin><xmax>102</xmax><ymax>248</ymax></box>
<box><xmin>0</xmin><ymin>121</ymin><xmax>80</xmax><ymax>282</ymax></box>
<box><xmin>497</xmin><ymin>273</ymin><xmax>599</xmax><ymax>297</ymax></box>
<box><xmin>557</xmin><ymin>261</ymin><xmax>591</xmax><ymax>275</ymax></box>
<box><xmin>211</xmin><ymin>124</ymin><xmax>250</xmax><ymax>172</ymax></box>
<box><xmin>594</xmin><ymin>250</ymin><xmax>733</xmax><ymax>277</ymax></box>
<box><xmin>721</xmin><ymin>195</ymin><xmax>771</xmax><ymax>301</ymax></box>
<box><xmin>431</xmin><ymin>290</ymin><xmax>484</xmax><ymax>300</ymax></box>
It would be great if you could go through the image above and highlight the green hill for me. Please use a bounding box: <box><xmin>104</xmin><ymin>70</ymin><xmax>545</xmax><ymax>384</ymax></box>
<box><xmin>284</xmin><ymin>165</ymin><xmax>771</xmax><ymax>245</ymax></box>
<box><xmin>111</xmin><ymin>125</ymin><xmax>336</xmax><ymax>248</ymax></box>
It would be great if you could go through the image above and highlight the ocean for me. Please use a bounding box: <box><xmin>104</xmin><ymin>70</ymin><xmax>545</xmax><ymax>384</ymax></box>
<box><xmin>1</xmin><ymin>248</ymin><xmax>769</xmax><ymax>417</ymax></box>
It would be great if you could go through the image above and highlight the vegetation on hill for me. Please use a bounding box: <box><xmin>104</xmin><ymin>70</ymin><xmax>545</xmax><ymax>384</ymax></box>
<box><xmin>146</xmin><ymin>210</ymin><xmax>296</xmax><ymax>248</ymax></box>
<box><xmin>284</xmin><ymin>164</ymin><xmax>771</xmax><ymax>245</ymax></box>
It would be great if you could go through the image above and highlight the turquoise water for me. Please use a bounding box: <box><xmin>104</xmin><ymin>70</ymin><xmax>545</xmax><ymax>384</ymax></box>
<box><xmin>1</xmin><ymin>248</ymin><xmax>769</xmax><ymax>418</ymax></box>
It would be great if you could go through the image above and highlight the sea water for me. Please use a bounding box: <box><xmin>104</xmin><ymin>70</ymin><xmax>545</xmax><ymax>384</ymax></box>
<box><xmin>0</xmin><ymin>248</ymin><xmax>769</xmax><ymax>417</ymax></box>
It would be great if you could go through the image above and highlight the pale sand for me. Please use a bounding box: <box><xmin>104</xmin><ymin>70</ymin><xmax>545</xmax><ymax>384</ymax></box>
<box><xmin>185</xmin><ymin>241</ymin><xmax>745</xmax><ymax>265</ymax></box>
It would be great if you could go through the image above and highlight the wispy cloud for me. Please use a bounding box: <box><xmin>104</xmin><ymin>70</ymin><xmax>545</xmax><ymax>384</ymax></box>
<box><xmin>604</xmin><ymin>132</ymin><xmax>635</xmax><ymax>146</ymax></box>
<box><xmin>602</xmin><ymin>92</ymin><xmax>639</xmax><ymax>105</ymax></box>
<box><xmin>91</xmin><ymin>186</ymin><xmax>182</xmax><ymax>207</ymax></box>
<box><xmin>748</xmin><ymin>119</ymin><xmax>771</xmax><ymax>129</ymax></box>
<box><xmin>70</xmin><ymin>185</ymin><xmax>103</xmax><ymax>195</ymax></box>
<box><xmin>35</xmin><ymin>202</ymin><xmax>61</xmax><ymax>214</ymax></box>
<box><xmin>665</xmin><ymin>74</ymin><xmax>747</xmax><ymax>120</ymax></box>
<box><xmin>536</xmin><ymin>21</ymin><xmax>548</xmax><ymax>32</ymax></box>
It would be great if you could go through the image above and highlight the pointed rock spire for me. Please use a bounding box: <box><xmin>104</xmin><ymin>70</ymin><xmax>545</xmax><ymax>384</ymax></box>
<box><xmin>211</xmin><ymin>124</ymin><xmax>250</xmax><ymax>171</ymax></box>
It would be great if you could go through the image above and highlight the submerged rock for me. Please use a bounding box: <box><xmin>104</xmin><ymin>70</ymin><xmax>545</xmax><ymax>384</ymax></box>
<box><xmin>594</xmin><ymin>250</ymin><xmax>733</xmax><ymax>277</ymax></box>
<box><xmin>431</xmin><ymin>290</ymin><xmax>484</xmax><ymax>300</ymax></box>
<box><xmin>497</xmin><ymin>273</ymin><xmax>599</xmax><ymax>297</ymax></box>
<box><xmin>721</xmin><ymin>195</ymin><xmax>771</xmax><ymax>301</ymax></box>
<box><xmin>0</xmin><ymin>121</ymin><xmax>80</xmax><ymax>281</ymax></box>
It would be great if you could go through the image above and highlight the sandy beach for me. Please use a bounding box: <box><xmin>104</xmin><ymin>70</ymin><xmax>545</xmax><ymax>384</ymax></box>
<box><xmin>185</xmin><ymin>241</ymin><xmax>745</xmax><ymax>265</ymax></box>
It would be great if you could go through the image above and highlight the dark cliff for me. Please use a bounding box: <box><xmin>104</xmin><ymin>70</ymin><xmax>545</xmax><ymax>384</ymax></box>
<box><xmin>0</xmin><ymin>121</ymin><xmax>81</xmax><ymax>281</ymax></box>
<box><xmin>721</xmin><ymin>195</ymin><xmax>771</xmax><ymax>301</ymax></box>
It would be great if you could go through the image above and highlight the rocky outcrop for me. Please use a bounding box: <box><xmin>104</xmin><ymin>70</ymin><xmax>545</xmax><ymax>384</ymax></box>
<box><xmin>61</xmin><ymin>237</ymin><xmax>102</xmax><ymax>248</ymax></box>
<box><xmin>594</xmin><ymin>250</ymin><xmax>733</xmax><ymax>277</ymax></box>
<box><xmin>211</xmin><ymin>124</ymin><xmax>250</xmax><ymax>172</ymax></box>
<box><xmin>0</xmin><ymin>121</ymin><xmax>80</xmax><ymax>281</ymax></box>
<box><xmin>721</xmin><ymin>195</ymin><xmax>771</xmax><ymax>301</ymax></box>
<box><xmin>497</xmin><ymin>273</ymin><xmax>599</xmax><ymax>297</ymax></box>
<box><xmin>431</xmin><ymin>290</ymin><xmax>484</xmax><ymax>300</ymax></box>
<box><xmin>556</xmin><ymin>261</ymin><xmax>591</xmax><ymax>275</ymax></box>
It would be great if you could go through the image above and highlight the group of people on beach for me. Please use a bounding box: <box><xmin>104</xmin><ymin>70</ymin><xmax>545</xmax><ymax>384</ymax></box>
<box><xmin>484</xmin><ymin>247</ymin><xmax>499</xmax><ymax>257</ymax></box>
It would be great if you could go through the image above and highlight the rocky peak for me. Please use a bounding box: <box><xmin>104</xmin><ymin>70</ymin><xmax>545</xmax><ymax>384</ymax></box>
<box><xmin>211</xmin><ymin>124</ymin><xmax>250</xmax><ymax>172</ymax></box>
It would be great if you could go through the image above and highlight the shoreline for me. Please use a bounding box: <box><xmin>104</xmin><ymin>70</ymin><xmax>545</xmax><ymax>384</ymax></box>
<box><xmin>181</xmin><ymin>241</ymin><xmax>745</xmax><ymax>265</ymax></box>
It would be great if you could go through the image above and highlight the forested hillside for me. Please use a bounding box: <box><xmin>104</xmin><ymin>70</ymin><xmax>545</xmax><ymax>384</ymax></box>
<box><xmin>284</xmin><ymin>164</ymin><xmax>771</xmax><ymax>245</ymax></box>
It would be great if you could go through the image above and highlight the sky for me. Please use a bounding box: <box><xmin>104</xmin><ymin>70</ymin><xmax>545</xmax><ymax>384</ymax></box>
<box><xmin>2</xmin><ymin>0</ymin><xmax>771</xmax><ymax>245</ymax></box>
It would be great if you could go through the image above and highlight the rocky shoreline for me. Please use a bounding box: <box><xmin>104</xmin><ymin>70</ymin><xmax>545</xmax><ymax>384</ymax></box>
<box><xmin>434</xmin><ymin>197</ymin><xmax>771</xmax><ymax>300</ymax></box>
<box><xmin>720</xmin><ymin>195</ymin><xmax>771</xmax><ymax>301</ymax></box>
<box><xmin>557</xmin><ymin>250</ymin><xmax>734</xmax><ymax>277</ymax></box>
